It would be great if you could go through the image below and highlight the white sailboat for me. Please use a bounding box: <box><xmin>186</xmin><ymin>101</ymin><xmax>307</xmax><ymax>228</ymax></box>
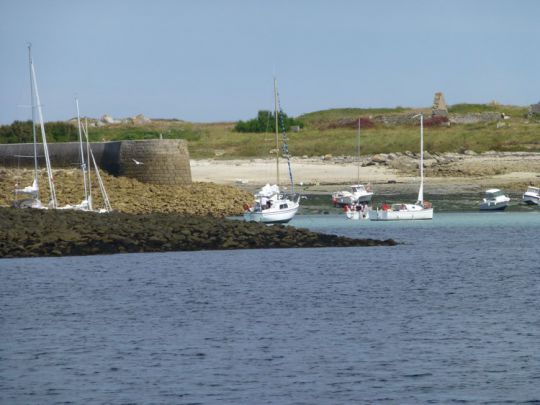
<box><xmin>368</xmin><ymin>113</ymin><xmax>433</xmax><ymax>221</ymax></box>
<box><xmin>59</xmin><ymin>101</ymin><xmax>112</xmax><ymax>213</ymax></box>
<box><xmin>243</xmin><ymin>78</ymin><xmax>300</xmax><ymax>224</ymax></box>
<box><xmin>13</xmin><ymin>44</ymin><xmax>57</xmax><ymax>209</ymax></box>
<box><xmin>332</xmin><ymin>118</ymin><xmax>373</xmax><ymax>208</ymax></box>
<box><xmin>59</xmin><ymin>98</ymin><xmax>92</xmax><ymax>211</ymax></box>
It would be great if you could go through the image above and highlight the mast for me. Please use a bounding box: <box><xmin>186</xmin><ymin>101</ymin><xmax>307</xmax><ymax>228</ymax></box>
<box><xmin>417</xmin><ymin>113</ymin><xmax>424</xmax><ymax>204</ymax></box>
<box><xmin>274</xmin><ymin>77</ymin><xmax>280</xmax><ymax>186</ymax></box>
<box><xmin>30</xmin><ymin>47</ymin><xmax>57</xmax><ymax>208</ymax></box>
<box><xmin>28</xmin><ymin>44</ymin><xmax>39</xmax><ymax>190</ymax></box>
<box><xmin>86</xmin><ymin>118</ymin><xmax>92</xmax><ymax>210</ymax></box>
<box><xmin>75</xmin><ymin>98</ymin><xmax>89</xmax><ymax>206</ymax></box>
<box><xmin>82</xmin><ymin>124</ymin><xmax>111</xmax><ymax>212</ymax></box>
<box><xmin>356</xmin><ymin>118</ymin><xmax>361</xmax><ymax>184</ymax></box>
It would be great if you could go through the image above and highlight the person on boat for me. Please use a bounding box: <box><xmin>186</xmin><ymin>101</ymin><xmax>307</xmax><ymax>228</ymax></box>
<box><xmin>381</xmin><ymin>203</ymin><xmax>390</xmax><ymax>211</ymax></box>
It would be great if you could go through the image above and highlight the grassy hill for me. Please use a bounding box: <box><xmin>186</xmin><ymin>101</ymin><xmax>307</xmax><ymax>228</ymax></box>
<box><xmin>1</xmin><ymin>104</ymin><xmax>539</xmax><ymax>158</ymax></box>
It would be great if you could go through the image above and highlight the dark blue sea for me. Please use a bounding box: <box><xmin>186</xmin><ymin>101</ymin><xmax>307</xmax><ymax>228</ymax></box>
<box><xmin>1</xmin><ymin>212</ymin><xmax>540</xmax><ymax>404</ymax></box>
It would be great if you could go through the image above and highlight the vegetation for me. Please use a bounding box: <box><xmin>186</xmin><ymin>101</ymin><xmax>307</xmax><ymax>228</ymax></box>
<box><xmin>447</xmin><ymin>103</ymin><xmax>529</xmax><ymax>117</ymax></box>
<box><xmin>1</xmin><ymin>104</ymin><xmax>538</xmax><ymax>158</ymax></box>
<box><xmin>0</xmin><ymin>121</ymin><xmax>78</xmax><ymax>143</ymax></box>
<box><xmin>234</xmin><ymin>110</ymin><xmax>303</xmax><ymax>133</ymax></box>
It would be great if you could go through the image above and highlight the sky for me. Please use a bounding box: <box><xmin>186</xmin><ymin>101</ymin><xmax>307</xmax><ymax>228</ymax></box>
<box><xmin>1</xmin><ymin>0</ymin><xmax>539</xmax><ymax>124</ymax></box>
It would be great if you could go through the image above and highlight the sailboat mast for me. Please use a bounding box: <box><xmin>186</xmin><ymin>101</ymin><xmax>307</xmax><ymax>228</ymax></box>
<box><xmin>75</xmin><ymin>98</ymin><xmax>89</xmax><ymax>205</ymax></box>
<box><xmin>28</xmin><ymin>44</ymin><xmax>39</xmax><ymax>186</ymax></box>
<box><xmin>356</xmin><ymin>118</ymin><xmax>361</xmax><ymax>184</ymax></box>
<box><xmin>86</xmin><ymin>118</ymin><xmax>92</xmax><ymax>210</ymax></box>
<box><xmin>418</xmin><ymin>113</ymin><xmax>424</xmax><ymax>203</ymax></box>
<box><xmin>274</xmin><ymin>77</ymin><xmax>280</xmax><ymax>186</ymax></box>
<box><xmin>30</xmin><ymin>48</ymin><xmax>57</xmax><ymax>208</ymax></box>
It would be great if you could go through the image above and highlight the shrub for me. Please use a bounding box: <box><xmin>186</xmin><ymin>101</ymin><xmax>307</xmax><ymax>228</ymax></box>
<box><xmin>234</xmin><ymin>110</ymin><xmax>304</xmax><ymax>133</ymax></box>
<box><xmin>0</xmin><ymin>120</ymin><xmax>78</xmax><ymax>143</ymax></box>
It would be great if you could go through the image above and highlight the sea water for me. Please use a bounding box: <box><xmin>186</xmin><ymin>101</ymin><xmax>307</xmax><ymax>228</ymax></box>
<box><xmin>1</xmin><ymin>212</ymin><xmax>539</xmax><ymax>404</ymax></box>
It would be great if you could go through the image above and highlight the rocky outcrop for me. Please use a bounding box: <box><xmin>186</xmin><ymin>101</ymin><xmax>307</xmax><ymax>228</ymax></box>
<box><xmin>0</xmin><ymin>168</ymin><xmax>252</xmax><ymax>217</ymax></box>
<box><xmin>0</xmin><ymin>208</ymin><xmax>397</xmax><ymax>258</ymax></box>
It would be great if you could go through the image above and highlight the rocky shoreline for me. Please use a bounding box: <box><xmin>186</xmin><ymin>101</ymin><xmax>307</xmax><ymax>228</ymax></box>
<box><xmin>0</xmin><ymin>208</ymin><xmax>396</xmax><ymax>258</ymax></box>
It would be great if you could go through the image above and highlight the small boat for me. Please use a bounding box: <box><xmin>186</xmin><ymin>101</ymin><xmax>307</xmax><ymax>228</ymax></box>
<box><xmin>59</xmin><ymin>99</ymin><xmax>112</xmax><ymax>213</ymax></box>
<box><xmin>332</xmin><ymin>118</ymin><xmax>374</xmax><ymax>207</ymax></box>
<box><xmin>243</xmin><ymin>78</ymin><xmax>300</xmax><ymax>224</ymax></box>
<box><xmin>332</xmin><ymin>184</ymin><xmax>373</xmax><ymax>207</ymax></box>
<box><xmin>369</xmin><ymin>113</ymin><xmax>433</xmax><ymax>221</ymax></box>
<box><xmin>13</xmin><ymin>44</ymin><xmax>57</xmax><ymax>209</ymax></box>
<box><xmin>244</xmin><ymin>183</ymin><xmax>300</xmax><ymax>224</ymax></box>
<box><xmin>479</xmin><ymin>189</ymin><xmax>510</xmax><ymax>211</ymax></box>
<box><xmin>522</xmin><ymin>186</ymin><xmax>540</xmax><ymax>205</ymax></box>
<box><xmin>343</xmin><ymin>202</ymin><xmax>370</xmax><ymax>220</ymax></box>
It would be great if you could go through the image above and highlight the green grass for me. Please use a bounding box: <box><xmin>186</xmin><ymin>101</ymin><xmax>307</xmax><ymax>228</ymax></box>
<box><xmin>298</xmin><ymin>107</ymin><xmax>412</xmax><ymax>125</ymax></box>
<box><xmin>183</xmin><ymin>119</ymin><xmax>540</xmax><ymax>158</ymax></box>
<box><xmin>4</xmin><ymin>105</ymin><xmax>538</xmax><ymax>158</ymax></box>
<box><xmin>86</xmin><ymin>123</ymin><xmax>202</xmax><ymax>142</ymax></box>
<box><xmin>447</xmin><ymin>103</ymin><xmax>529</xmax><ymax>117</ymax></box>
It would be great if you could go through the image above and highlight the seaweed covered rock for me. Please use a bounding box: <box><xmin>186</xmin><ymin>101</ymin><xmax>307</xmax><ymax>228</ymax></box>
<box><xmin>0</xmin><ymin>168</ymin><xmax>252</xmax><ymax>217</ymax></box>
<box><xmin>0</xmin><ymin>207</ymin><xmax>396</xmax><ymax>258</ymax></box>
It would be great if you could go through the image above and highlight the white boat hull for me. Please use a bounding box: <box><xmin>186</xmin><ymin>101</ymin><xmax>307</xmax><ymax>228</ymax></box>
<box><xmin>479</xmin><ymin>201</ymin><xmax>509</xmax><ymax>211</ymax></box>
<box><xmin>522</xmin><ymin>193</ymin><xmax>540</xmax><ymax>205</ymax></box>
<box><xmin>244</xmin><ymin>204</ymin><xmax>299</xmax><ymax>224</ymax></box>
<box><xmin>368</xmin><ymin>207</ymin><xmax>433</xmax><ymax>221</ymax></box>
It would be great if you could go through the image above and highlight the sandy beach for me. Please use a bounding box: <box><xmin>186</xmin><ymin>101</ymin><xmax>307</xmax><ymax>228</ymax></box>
<box><xmin>190</xmin><ymin>152</ymin><xmax>540</xmax><ymax>195</ymax></box>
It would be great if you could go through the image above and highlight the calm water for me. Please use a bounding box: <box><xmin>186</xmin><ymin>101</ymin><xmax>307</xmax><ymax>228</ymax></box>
<box><xmin>1</xmin><ymin>212</ymin><xmax>540</xmax><ymax>404</ymax></box>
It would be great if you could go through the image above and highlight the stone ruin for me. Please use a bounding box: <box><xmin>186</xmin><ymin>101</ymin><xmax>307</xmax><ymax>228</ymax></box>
<box><xmin>529</xmin><ymin>102</ymin><xmax>540</xmax><ymax>117</ymax></box>
<box><xmin>432</xmin><ymin>92</ymin><xmax>448</xmax><ymax>117</ymax></box>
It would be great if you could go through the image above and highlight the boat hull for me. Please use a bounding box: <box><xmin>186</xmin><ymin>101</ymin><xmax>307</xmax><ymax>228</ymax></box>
<box><xmin>368</xmin><ymin>208</ymin><xmax>433</xmax><ymax>221</ymax></box>
<box><xmin>522</xmin><ymin>194</ymin><xmax>540</xmax><ymax>205</ymax></box>
<box><xmin>244</xmin><ymin>204</ymin><xmax>299</xmax><ymax>224</ymax></box>
<box><xmin>479</xmin><ymin>202</ymin><xmax>508</xmax><ymax>211</ymax></box>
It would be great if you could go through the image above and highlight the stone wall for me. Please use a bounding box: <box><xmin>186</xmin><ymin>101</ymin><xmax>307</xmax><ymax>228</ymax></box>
<box><xmin>449</xmin><ymin>112</ymin><xmax>502</xmax><ymax>124</ymax></box>
<box><xmin>118</xmin><ymin>140</ymin><xmax>191</xmax><ymax>185</ymax></box>
<box><xmin>0</xmin><ymin>139</ymin><xmax>191</xmax><ymax>185</ymax></box>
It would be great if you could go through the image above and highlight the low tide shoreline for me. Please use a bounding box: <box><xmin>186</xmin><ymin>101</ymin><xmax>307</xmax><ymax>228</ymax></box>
<box><xmin>0</xmin><ymin>208</ymin><xmax>396</xmax><ymax>259</ymax></box>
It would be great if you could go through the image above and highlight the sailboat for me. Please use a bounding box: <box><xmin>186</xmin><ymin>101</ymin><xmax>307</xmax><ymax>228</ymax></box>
<box><xmin>368</xmin><ymin>113</ymin><xmax>433</xmax><ymax>221</ymax></box>
<box><xmin>59</xmin><ymin>98</ymin><xmax>92</xmax><ymax>211</ymax></box>
<box><xmin>243</xmin><ymin>78</ymin><xmax>300</xmax><ymax>224</ymax></box>
<box><xmin>59</xmin><ymin>100</ymin><xmax>112</xmax><ymax>213</ymax></box>
<box><xmin>332</xmin><ymin>118</ymin><xmax>373</xmax><ymax>219</ymax></box>
<box><xmin>13</xmin><ymin>44</ymin><xmax>57</xmax><ymax>209</ymax></box>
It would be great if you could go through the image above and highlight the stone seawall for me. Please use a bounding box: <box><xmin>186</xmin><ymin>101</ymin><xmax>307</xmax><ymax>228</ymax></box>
<box><xmin>0</xmin><ymin>139</ymin><xmax>191</xmax><ymax>185</ymax></box>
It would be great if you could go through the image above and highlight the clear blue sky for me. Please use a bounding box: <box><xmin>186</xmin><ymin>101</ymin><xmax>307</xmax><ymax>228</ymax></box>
<box><xmin>1</xmin><ymin>0</ymin><xmax>538</xmax><ymax>124</ymax></box>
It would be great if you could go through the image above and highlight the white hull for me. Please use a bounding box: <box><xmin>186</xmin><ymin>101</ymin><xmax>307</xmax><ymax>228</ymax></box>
<box><xmin>479</xmin><ymin>190</ymin><xmax>510</xmax><ymax>211</ymax></box>
<box><xmin>522</xmin><ymin>193</ymin><xmax>540</xmax><ymax>205</ymax></box>
<box><xmin>334</xmin><ymin>193</ymin><xmax>373</xmax><ymax>206</ymax></box>
<box><xmin>244</xmin><ymin>203</ymin><xmax>299</xmax><ymax>224</ymax></box>
<box><xmin>345</xmin><ymin>210</ymin><xmax>369</xmax><ymax>220</ymax></box>
<box><xmin>368</xmin><ymin>207</ymin><xmax>433</xmax><ymax>221</ymax></box>
<box><xmin>479</xmin><ymin>201</ymin><xmax>509</xmax><ymax>211</ymax></box>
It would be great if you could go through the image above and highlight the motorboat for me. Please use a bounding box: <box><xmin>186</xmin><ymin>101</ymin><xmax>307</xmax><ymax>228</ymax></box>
<box><xmin>243</xmin><ymin>183</ymin><xmax>300</xmax><ymax>224</ymax></box>
<box><xmin>479</xmin><ymin>189</ymin><xmax>510</xmax><ymax>211</ymax></box>
<box><xmin>332</xmin><ymin>184</ymin><xmax>373</xmax><ymax>207</ymax></box>
<box><xmin>522</xmin><ymin>186</ymin><xmax>540</xmax><ymax>205</ymax></box>
<box><xmin>369</xmin><ymin>113</ymin><xmax>433</xmax><ymax>221</ymax></box>
<box><xmin>332</xmin><ymin>118</ymin><xmax>374</xmax><ymax>207</ymax></box>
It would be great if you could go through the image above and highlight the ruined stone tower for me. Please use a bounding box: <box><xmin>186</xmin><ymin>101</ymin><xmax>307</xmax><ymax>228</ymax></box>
<box><xmin>432</xmin><ymin>92</ymin><xmax>448</xmax><ymax>117</ymax></box>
